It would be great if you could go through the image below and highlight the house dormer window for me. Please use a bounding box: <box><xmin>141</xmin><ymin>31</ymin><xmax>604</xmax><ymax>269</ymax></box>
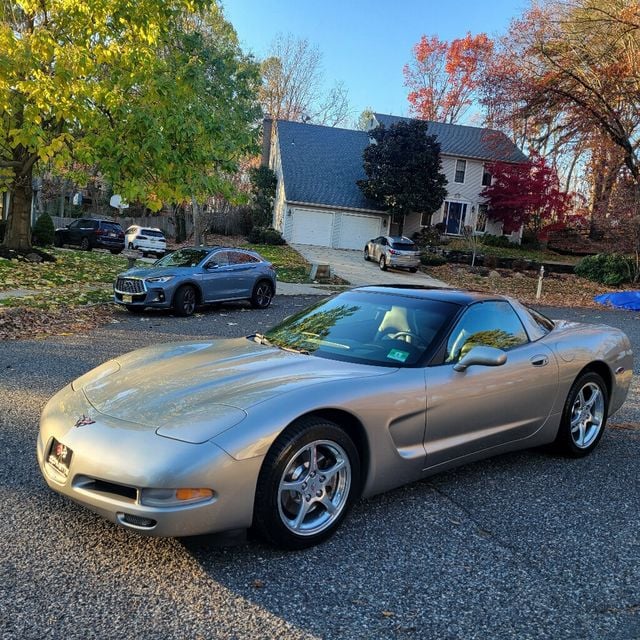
<box><xmin>454</xmin><ymin>159</ymin><xmax>466</xmax><ymax>183</ymax></box>
<box><xmin>482</xmin><ymin>166</ymin><xmax>492</xmax><ymax>186</ymax></box>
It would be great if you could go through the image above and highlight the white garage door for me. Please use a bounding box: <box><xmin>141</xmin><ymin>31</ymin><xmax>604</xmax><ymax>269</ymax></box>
<box><xmin>338</xmin><ymin>214</ymin><xmax>382</xmax><ymax>250</ymax></box>
<box><xmin>290</xmin><ymin>210</ymin><xmax>333</xmax><ymax>246</ymax></box>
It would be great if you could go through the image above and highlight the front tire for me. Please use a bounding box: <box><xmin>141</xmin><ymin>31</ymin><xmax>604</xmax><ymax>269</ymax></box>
<box><xmin>250</xmin><ymin>280</ymin><xmax>274</xmax><ymax>309</ymax></box>
<box><xmin>80</xmin><ymin>237</ymin><xmax>91</xmax><ymax>251</ymax></box>
<box><xmin>553</xmin><ymin>371</ymin><xmax>608</xmax><ymax>457</ymax></box>
<box><xmin>253</xmin><ymin>417</ymin><xmax>361</xmax><ymax>549</ymax></box>
<box><xmin>173</xmin><ymin>285</ymin><xmax>197</xmax><ymax>317</ymax></box>
<box><xmin>379</xmin><ymin>255</ymin><xmax>387</xmax><ymax>271</ymax></box>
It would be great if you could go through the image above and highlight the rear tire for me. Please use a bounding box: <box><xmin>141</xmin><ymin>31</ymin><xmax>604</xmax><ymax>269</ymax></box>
<box><xmin>552</xmin><ymin>371</ymin><xmax>608</xmax><ymax>457</ymax></box>
<box><xmin>250</xmin><ymin>280</ymin><xmax>274</xmax><ymax>309</ymax></box>
<box><xmin>409</xmin><ymin>267</ymin><xmax>417</xmax><ymax>273</ymax></box>
<box><xmin>173</xmin><ymin>285</ymin><xmax>197</xmax><ymax>317</ymax></box>
<box><xmin>253</xmin><ymin>417</ymin><xmax>361</xmax><ymax>549</ymax></box>
<box><xmin>80</xmin><ymin>237</ymin><xmax>91</xmax><ymax>251</ymax></box>
<box><xmin>379</xmin><ymin>255</ymin><xmax>387</xmax><ymax>271</ymax></box>
<box><xmin>110</xmin><ymin>249</ymin><xmax>122</xmax><ymax>255</ymax></box>
<box><xmin>364</xmin><ymin>247</ymin><xmax>370</xmax><ymax>261</ymax></box>
<box><xmin>54</xmin><ymin>234</ymin><xmax>63</xmax><ymax>248</ymax></box>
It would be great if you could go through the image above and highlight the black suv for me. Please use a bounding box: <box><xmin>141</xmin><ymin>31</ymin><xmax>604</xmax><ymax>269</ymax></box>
<box><xmin>54</xmin><ymin>218</ymin><xmax>125</xmax><ymax>253</ymax></box>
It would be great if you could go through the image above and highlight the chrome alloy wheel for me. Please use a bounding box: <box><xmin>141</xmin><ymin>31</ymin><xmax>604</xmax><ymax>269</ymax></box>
<box><xmin>277</xmin><ymin>440</ymin><xmax>351</xmax><ymax>536</ymax></box>
<box><xmin>570</xmin><ymin>381</ymin><xmax>605</xmax><ymax>448</ymax></box>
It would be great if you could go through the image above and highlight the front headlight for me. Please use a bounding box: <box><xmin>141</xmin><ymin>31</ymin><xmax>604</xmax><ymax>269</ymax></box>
<box><xmin>146</xmin><ymin>276</ymin><xmax>174</xmax><ymax>283</ymax></box>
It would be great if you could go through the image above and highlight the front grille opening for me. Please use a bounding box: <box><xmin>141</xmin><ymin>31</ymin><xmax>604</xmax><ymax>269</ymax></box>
<box><xmin>74</xmin><ymin>476</ymin><xmax>138</xmax><ymax>502</ymax></box>
<box><xmin>116</xmin><ymin>277</ymin><xmax>145</xmax><ymax>294</ymax></box>
<box><xmin>120</xmin><ymin>513</ymin><xmax>157</xmax><ymax>528</ymax></box>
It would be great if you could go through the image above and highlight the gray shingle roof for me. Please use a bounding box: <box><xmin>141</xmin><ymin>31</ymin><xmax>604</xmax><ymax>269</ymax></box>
<box><xmin>374</xmin><ymin>113</ymin><xmax>528</xmax><ymax>163</ymax></box>
<box><xmin>275</xmin><ymin>115</ymin><xmax>526</xmax><ymax>210</ymax></box>
<box><xmin>276</xmin><ymin>120</ymin><xmax>384</xmax><ymax>212</ymax></box>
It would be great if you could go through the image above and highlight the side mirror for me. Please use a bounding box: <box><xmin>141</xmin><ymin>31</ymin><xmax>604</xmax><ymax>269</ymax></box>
<box><xmin>453</xmin><ymin>346</ymin><xmax>507</xmax><ymax>372</ymax></box>
<box><xmin>205</xmin><ymin>262</ymin><xmax>218</xmax><ymax>270</ymax></box>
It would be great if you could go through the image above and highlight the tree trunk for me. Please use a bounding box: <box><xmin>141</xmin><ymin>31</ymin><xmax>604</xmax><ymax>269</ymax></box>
<box><xmin>191</xmin><ymin>194</ymin><xmax>201</xmax><ymax>245</ymax></box>
<box><xmin>3</xmin><ymin>170</ymin><xmax>33</xmax><ymax>251</ymax></box>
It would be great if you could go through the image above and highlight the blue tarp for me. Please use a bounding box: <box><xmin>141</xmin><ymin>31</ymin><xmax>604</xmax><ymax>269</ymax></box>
<box><xmin>594</xmin><ymin>291</ymin><xmax>640</xmax><ymax>311</ymax></box>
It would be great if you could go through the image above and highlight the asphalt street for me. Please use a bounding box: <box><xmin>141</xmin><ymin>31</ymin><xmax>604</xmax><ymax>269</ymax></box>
<box><xmin>0</xmin><ymin>296</ymin><xmax>638</xmax><ymax>640</ymax></box>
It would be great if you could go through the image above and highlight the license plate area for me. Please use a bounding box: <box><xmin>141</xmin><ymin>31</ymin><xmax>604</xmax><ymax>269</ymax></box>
<box><xmin>122</xmin><ymin>294</ymin><xmax>132</xmax><ymax>303</ymax></box>
<box><xmin>47</xmin><ymin>438</ymin><xmax>73</xmax><ymax>477</ymax></box>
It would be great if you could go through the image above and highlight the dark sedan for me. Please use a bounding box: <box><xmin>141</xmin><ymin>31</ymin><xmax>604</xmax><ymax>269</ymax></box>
<box><xmin>114</xmin><ymin>246</ymin><xmax>277</xmax><ymax>316</ymax></box>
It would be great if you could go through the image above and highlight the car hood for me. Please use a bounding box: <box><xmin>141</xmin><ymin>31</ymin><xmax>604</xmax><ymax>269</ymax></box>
<box><xmin>118</xmin><ymin>266</ymin><xmax>182</xmax><ymax>279</ymax></box>
<box><xmin>80</xmin><ymin>339</ymin><xmax>390</xmax><ymax>443</ymax></box>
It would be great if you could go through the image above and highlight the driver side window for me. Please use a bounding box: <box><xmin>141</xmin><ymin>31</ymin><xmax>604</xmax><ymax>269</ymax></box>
<box><xmin>446</xmin><ymin>301</ymin><xmax>529</xmax><ymax>363</ymax></box>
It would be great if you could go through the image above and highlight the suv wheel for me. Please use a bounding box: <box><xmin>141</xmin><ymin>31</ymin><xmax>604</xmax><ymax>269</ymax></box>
<box><xmin>80</xmin><ymin>237</ymin><xmax>91</xmax><ymax>251</ymax></box>
<box><xmin>379</xmin><ymin>255</ymin><xmax>387</xmax><ymax>271</ymax></box>
<box><xmin>173</xmin><ymin>285</ymin><xmax>197</xmax><ymax>317</ymax></box>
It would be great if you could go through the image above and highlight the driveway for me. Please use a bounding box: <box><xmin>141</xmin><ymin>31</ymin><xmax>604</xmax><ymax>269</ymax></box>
<box><xmin>1</xmin><ymin>302</ymin><xmax>638</xmax><ymax>639</ymax></box>
<box><xmin>292</xmin><ymin>244</ymin><xmax>449</xmax><ymax>287</ymax></box>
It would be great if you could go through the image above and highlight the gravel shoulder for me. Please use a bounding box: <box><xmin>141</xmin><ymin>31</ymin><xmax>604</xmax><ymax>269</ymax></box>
<box><xmin>0</xmin><ymin>299</ymin><xmax>638</xmax><ymax>640</ymax></box>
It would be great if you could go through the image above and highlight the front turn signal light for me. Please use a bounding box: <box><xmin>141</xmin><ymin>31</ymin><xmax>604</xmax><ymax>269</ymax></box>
<box><xmin>176</xmin><ymin>488</ymin><xmax>213</xmax><ymax>501</ymax></box>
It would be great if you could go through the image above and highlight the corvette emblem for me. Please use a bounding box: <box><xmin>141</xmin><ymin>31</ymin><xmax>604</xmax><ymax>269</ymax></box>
<box><xmin>75</xmin><ymin>415</ymin><xmax>95</xmax><ymax>428</ymax></box>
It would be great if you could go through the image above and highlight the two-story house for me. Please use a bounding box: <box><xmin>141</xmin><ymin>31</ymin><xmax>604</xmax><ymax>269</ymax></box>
<box><xmin>263</xmin><ymin>113</ymin><xmax>527</xmax><ymax>250</ymax></box>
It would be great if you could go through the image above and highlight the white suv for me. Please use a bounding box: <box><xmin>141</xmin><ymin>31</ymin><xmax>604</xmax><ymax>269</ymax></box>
<box><xmin>125</xmin><ymin>226</ymin><xmax>167</xmax><ymax>257</ymax></box>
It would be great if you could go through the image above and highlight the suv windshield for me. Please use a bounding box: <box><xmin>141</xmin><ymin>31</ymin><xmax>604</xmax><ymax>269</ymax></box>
<box><xmin>264</xmin><ymin>291</ymin><xmax>458</xmax><ymax>366</ymax></box>
<box><xmin>156</xmin><ymin>248</ymin><xmax>209</xmax><ymax>267</ymax></box>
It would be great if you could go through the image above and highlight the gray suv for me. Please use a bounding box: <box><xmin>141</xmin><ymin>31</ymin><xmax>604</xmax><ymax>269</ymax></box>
<box><xmin>114</xmin><ymin>246</ymin><xmax>277</xmax><ymax>316</ymax></box>
<box><xmin>364</xmin><ymin>236</ymin><xmax>421</xmax><ymax>272</ymax></box>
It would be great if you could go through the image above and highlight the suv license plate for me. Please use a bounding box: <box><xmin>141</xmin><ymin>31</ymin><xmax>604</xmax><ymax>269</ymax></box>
<box><xmin>123</xmin><ymin>294</ymin><xmax>132</xmax><ymax>303</ymax></box>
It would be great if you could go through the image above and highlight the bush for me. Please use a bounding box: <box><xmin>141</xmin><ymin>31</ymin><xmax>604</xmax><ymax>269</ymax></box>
<box><xmin>412</xmin><ymin>226</ymin><xmax>443</xmax><ymax>248</ymax></box>
<box><xmin>247</xmin><ymin>226</ymin><xmax>286</xmax><ymax>245</ymax></box>
<box><xmin>482</xmin><ymin>234</ymin><xmax>512</xmax><ymax>248</ymax></box>
<box><xmin>575</xmin><ymin>253</ymin><xmax>632</xmax><ymax>285</ymax></box>
<box><xmin>420</xmin><ymin>251</ymin><xmax>446</xmax><ymax>266</ymax></box>
<box><xmin>32</xmin><ymin>213</ymin><xmax>56</xmax><ymax>246</ymax></box>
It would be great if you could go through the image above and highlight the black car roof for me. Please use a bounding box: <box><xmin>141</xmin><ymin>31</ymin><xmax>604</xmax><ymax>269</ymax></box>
<box><xmin>354</xmin><ymin>285</ymin><xmax>505</xmax><ymax>306</ymax></box>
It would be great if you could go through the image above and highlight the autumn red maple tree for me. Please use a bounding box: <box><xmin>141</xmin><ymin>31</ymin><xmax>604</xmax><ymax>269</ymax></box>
<box><xmin>404</xmin><ymin>33</ymin><xmax>493</xmax><ymax>124</ymax></box>
<box><xmin>481</xmin><ymin>153</ymin><xmax>572</xmax><ymax>235</ymax></box>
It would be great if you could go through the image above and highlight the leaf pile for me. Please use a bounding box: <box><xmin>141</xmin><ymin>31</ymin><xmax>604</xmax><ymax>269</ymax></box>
<box><xmin>0</xmin><ymin>304</ymin><xmax>118</xmax><ymax>342</ymax></box>
<box><xmin>428</xmin><ymin>264</ymin><xmax>620</xmax><ymax>308</ymax></box>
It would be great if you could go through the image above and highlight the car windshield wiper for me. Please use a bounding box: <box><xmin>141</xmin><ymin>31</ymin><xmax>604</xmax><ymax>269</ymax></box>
<box><xmin>249</xmin><ymin>333</ymin><xmax>311</xmax><ymax>355</ymax></box>
<box><xmin>249</xmin><ymin>333</ymin><xmax>273</xmax><ymax>346</ymax></box>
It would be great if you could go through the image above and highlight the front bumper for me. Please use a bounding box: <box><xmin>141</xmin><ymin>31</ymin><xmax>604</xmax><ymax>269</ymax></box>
<box><xmin>37</xmin><ymin>386</ymin><xmax>261</xmax><ymax>537</ymax></box>
<box><xmin>113</xmin><ymin>287</ymin><xmax>173</xmax><ymax>308</ymax></box>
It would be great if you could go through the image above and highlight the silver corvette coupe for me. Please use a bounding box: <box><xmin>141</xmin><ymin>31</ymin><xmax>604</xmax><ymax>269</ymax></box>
<box><xmin>38</xmin><ymin>286</ymin><xmax>633</xmax><ymax>549</ymax></box>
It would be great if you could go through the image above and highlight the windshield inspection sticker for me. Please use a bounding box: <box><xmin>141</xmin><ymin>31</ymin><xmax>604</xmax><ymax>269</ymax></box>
<box><xmin>387</xmin><ymin>349</ymin><xmax>410</xmax><ymax>363</ymax></box>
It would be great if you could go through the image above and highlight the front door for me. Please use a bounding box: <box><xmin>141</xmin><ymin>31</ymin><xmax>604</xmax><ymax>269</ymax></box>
<box><xmin>444</xmin><ymin>202</ymin><xmax>467</xmax><ymax>235</ymax></box>
<box><xmin>424</xmin><ymin>301</ymin><xmax>559</xmax><ymax>468</ymax></box>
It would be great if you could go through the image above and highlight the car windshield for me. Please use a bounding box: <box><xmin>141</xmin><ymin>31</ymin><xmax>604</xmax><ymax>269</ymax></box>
<box><xmin>155</xmin><ymin>248</ymin><xmax>209</xmax><ymax>267</ymax></box>
<box><xmin>264</xmin><ymin>291</ymin><xmax>458</xmax><ymax>366</ymax></box>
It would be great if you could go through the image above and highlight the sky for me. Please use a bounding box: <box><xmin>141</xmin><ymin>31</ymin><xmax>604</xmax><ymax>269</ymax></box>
<box><xmin>223</xmin><ymin>0</ymin><xmax>529</xmax><ymax>126</ymax></box>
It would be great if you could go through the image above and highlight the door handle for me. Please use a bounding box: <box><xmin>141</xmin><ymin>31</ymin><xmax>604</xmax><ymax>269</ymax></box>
<box><xmin>530</xmin><ymin>355</ymin><xmax>548</xmax><ymax>367</ymax></box>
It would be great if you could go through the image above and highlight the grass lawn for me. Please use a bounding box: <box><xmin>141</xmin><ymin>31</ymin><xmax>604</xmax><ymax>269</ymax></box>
<box><xmin>242</xmin><ymin>243</ymin><xmax>310</xmax><ymax>283</ymax></box>
<box><xmin>444</xmin><ymin>238</ymin><xmax>579</xmax><ymax>264</ymax></box>
<box><xmin>0</xmin><ymin>248</ymin><xmax>127</xmax><ymax>309</ymax></box>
